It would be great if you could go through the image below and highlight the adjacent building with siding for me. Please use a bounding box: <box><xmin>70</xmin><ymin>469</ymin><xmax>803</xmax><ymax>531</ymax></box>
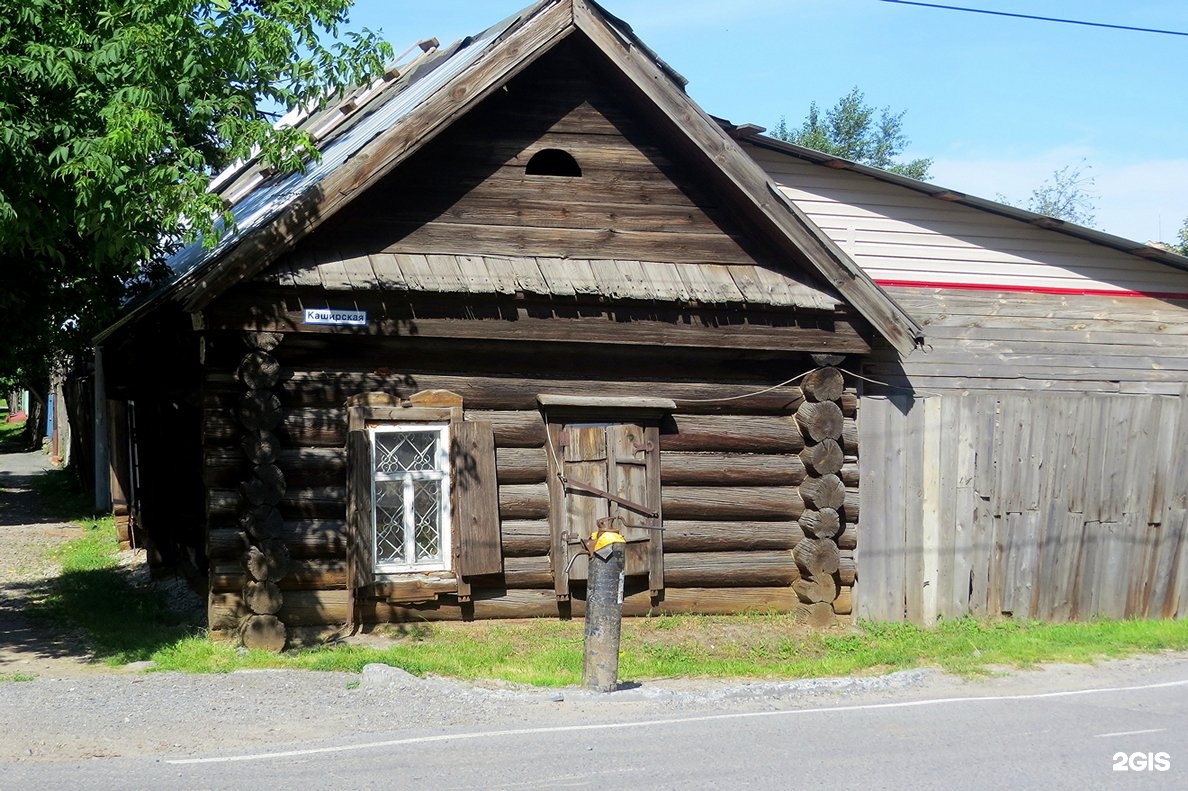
<box><xmin>746</xmin><ymin>137</ymin><xmax>1188</xmax><ymax>624</ymax></box>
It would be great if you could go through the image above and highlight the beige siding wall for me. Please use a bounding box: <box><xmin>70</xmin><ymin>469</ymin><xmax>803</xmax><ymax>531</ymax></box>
<box><xmin>749</xmin><ymin>145</ymin><xmax>1188</xmax><ymax>296</ymax></box>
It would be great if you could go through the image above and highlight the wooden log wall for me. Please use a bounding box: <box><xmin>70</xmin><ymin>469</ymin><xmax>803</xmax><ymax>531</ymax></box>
<box><xmin>858</xmin><ymin>390</ymin><xmax>1188</xmax><ymax>624</ymax></box>
<box><xmin>229</xmin><ymin>332</ymin><xmax>290</xmax><ymax>652</ymax></box>
<box><xmin>792</xmin><ymin>367</ymin><xmax>853</xmax><ymax>620</ymax></box>
<box><xmin>202</xmin><ymin>333</ymin><xmax>861</xmax><ymax>628</ymax></box>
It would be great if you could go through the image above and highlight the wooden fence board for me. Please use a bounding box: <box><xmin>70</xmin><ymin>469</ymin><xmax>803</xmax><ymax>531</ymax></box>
<box><xmin>950</xmin><ymin>394</ymin><xmax>977</xmax><ymax>617</ymax></box>
<box><xmin>1149</xmin><ymin>506</ymin><xmax>1186</xmax><ymax>618</ymax></box>
<box><xmin>920</xmin><ymin>396</ymin><xmax>943</xmax><ymax>625</ymax></box>
<box><xmin>1000</xmin><ymin>511</ymin><xmax>1040</xmax><ymax>618</ymax></box>
<box><xmin>936</xmin><ymin>395</ymin><xmax>960</xmax><ymax>619</ymax></box>
<box><xmin>1166</xmin><ymin>509</ymin><xmax>1188</xmax><ymax>618</ymax></box>
<box><xmin>901</xmin><ymin>394</ymin><xmax>924</xmax><ymax>624</ymax></box>
<box><xmin>856</xmin><ymin>396</ymin><xmax>888</xmax><ymax>621</ymax></box>
<box><xmin>1098</xmin><ymin>521</ymin><xmax>1129</xmax><ymax>619</ymax></box>
<box><xmin>860</xmin><ymin>388</ymin><xmax>1188</xmax><ymax>624</ymax></box>
<box><xmin>968</xmin><ymin>395</ymin><xmax>998</xmax><ymax>616</ymax></box>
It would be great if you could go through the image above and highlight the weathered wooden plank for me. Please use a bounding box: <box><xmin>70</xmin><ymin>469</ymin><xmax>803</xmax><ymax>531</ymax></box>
<box><xmin>856</xmin><ymin>396</ymin><xmax>889</xmax><ymax>620</ymax></box>
<box><xmin>365</xmin><ymin>252</ymin><xmax>410</xmax><ymax>291</ymax></box>
<box><xmin>500</xmin><ymin>519</ymin><xmax>550</xmax><ymax>557</ymax></box>
<box><xmin>697</xmin><ymin>264</ymin><xmax>747</xmax><ymax>304</ymax></box>
<box><xmin>901</xmin><ymin>394</ymin><xmax>924</xmax><ymax>625</ymax></box>
<box><xmin>211</xmin><ymin>559</ymin><xmax>346</xmax><ymax>592</ymax></box>
<box><xmin>936</xmin><ymin>394</ymin><xmax>961</xmax><ymax>619</ymax></box>
<box><xmin>1097</xmin><ymin>521</ymin><xmax>1129</xmax><ymax>619</ymax></box>
<box><xmin>920</xmin><ymin>396</ymin><xmax>942</xmax><ymax>626</ymax></box>
<box><xmin>661</xmin><ymin>486</ymin><xmax>804</xmax><ymax>521</ymax></box>
<box><xmin>660</xmin><ymin>415</ymin><xmax>805</xmax><ymax>454</ymax></box>
<box><xmin>945</xmin><ymin>394</ymin><xmax>973</xmax><ymax>617</ymax></box>
<box><xmin>264</xmin><ymin>370</ymin><xmax>810</xmax><ymax>416</ymax></box>
<box><xmin>468</xmin><ymin>410</ymin><xmax>546</xmax><ymax>448</ymax></box>
<box><xmin>611</xmin><ymin>259</ymin><xmax>655</xmax><ymax>301</ymax></box>
<box><xmin>207</xmin><ymin>520</ymin><xmax>347</xmax><ymax>560</ymax></box>
<box><xmin>662</xmin><ymin>521</ymin><xmax>804</xmax><ymax>552</ymax></box>
<box><xmin>967</xmin><ymin>396</ymin><xmax>997</xmax><ymax>616</ymax></box>
<box><xmin>662</xmin><ymin>551</ymin><xmax>799</xmax><ymax>587</ymax></box>
<box><xmin>1164</xmin><ymin>508</ymin><xmax>1188</xmax><ymax>618</ymax></box>
<box><xmin>287</xmin><ymin>249</ymin><xmax>323</xmax><ymax>288</ymax></box>
<box><xmin>1000</xmin><ymin>511</ymin><xmax>1040</xmax><ymax>619</ymax></box>
<box><xmin>209</xmin><ymin>585</ymin><xmax>804</xmax><ymax>629</ymax></box>
<box><xmin>1147</xmin><ymin>396</ymin><xmax>1179</xmax><ymax>525</ymax></box>
<box><xmin>493</xmin><ymin>446</ymin><xmax>548</xmax><ymax>484</ymax></box>
<box><xmin>530</xmin><ymin>256</ymin><xmax>576</xmax><ymax>298</ymax></box>
<box><xmin>339</xmin><ymin>251</ymin><xmax>378</xmax><ymax>290</ymax></box>
<box><xmin>660</xmin><ymin>452</ymin><xmax>806</xmax><ymax>486</ymax></box>
<box><xmin>1126</xmin><ymin>517</ymin><xmax>1160</xmax><ymax>617</ymax></box>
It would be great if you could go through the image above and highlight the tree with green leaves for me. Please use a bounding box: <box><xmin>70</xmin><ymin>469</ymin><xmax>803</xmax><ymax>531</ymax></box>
<box><xmin>772</xmin><ymin>87</ymin><xmax>932</xmax><ymax>180</ymax></box>
<box><xmin>0</xmin><ymin>1</ymin><xmax>391</xmax><ymax>448</ymax></box>
<box><xmin>1003</xmin><ymin>161</ymin><xmax>1097</xmax><ymax>227</ymax></box>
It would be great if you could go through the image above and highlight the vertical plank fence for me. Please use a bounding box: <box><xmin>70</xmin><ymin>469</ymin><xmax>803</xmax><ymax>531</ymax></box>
<box><xmin>857</xmin><ymin>390</ymin><xmax>1188</xmax><ymax>622</ymax></box>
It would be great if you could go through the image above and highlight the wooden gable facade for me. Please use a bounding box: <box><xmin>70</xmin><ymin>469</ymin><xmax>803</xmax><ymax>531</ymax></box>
<box><xmin>97</xmin><ymin>2</ymin><xmax>921</xmax><ymax>647</ymax></box>
<box><xmin>748</xmin><ymin>138</ymin><xmax>1188</xmax><ymax>625</ymax></box>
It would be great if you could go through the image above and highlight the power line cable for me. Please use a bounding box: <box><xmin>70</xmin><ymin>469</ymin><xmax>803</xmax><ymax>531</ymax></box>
<box><xmin>880</xmin><ymin>0</ymin><xmax>1188</xmax><ymax>37</ymax></box>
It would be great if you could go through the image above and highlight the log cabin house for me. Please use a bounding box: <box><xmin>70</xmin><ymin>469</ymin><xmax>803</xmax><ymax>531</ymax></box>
<box><xmin>94</xmin><ymin>0</ymin><xmax>1188</xmax><ymax>646</ymax></box>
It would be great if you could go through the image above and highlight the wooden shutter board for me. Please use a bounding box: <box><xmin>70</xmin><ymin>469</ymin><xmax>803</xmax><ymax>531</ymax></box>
<box><xmin>452</xmin><ymin>420</ymin><xmax>503</xmax><ymax>580</ymax></box>
<box><xmin>608</xmin><ymin>423</ymin><xmax>664</xmax><ymax>594</ymax></box>
<box><xmin>346</xmin><ymin>430</ymin><xmax>375</xmax><ymax>593</ymax></box>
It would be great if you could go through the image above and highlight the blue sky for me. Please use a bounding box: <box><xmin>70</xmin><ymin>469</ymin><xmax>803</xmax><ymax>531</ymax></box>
<box><xmin>344</xmin><ymin>0</ymin><xmax>1188</xmax><ymax>244</ymax></box>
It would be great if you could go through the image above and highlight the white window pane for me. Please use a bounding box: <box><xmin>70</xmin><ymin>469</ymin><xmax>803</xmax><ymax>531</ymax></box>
<box><xmin>412</xmin><ymin>478</ymin><xmax>443</xmax><ymax>562</ymax></box>
<box><xmin>375</xmin><ymin>430</ymin><xmax>439</xmax><ymax>473</ymax></box>
<box><xmin>375</xmin><ymin>480</ymin><xmax>407</xmax><ymax>564</ymax></box>
<box><xmin>369</xmin><ymin>424</ymin><xmax>451</xmax><ymax>572</ymax></box>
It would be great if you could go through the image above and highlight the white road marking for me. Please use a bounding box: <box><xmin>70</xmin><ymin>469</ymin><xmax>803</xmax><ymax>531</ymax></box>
<box><xmin>1093</xmin><ymin>728</ymin><xmax>1167</xmax><ymax>738</ymax></box>
<box><xmin>167</xmin><ymin>677</ymin><xmax>1188</xmax><ymax>765</ymax></box>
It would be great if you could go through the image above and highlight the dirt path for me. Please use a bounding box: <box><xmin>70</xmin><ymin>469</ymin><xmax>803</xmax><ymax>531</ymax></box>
<box><xmin>0</xmin><ymin>450</ymin><xmax>103</xmax><ymax>678</ymax></box>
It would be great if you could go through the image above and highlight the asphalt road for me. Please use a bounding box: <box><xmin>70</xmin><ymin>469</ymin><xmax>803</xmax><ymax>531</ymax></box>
<box><xmin>7</xmin><ymin>662</ymin><xmax>1187</xmax><ymax>791</ymax></box>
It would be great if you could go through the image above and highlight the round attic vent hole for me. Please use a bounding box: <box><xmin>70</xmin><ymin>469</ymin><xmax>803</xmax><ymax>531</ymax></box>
<box><xmin>525</xmin><ymin>148</ymin><xmax>581</xmax><ymax>177</ymax></box>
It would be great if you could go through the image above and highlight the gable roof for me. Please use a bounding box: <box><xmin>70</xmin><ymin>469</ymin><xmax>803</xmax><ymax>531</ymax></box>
<box><xmin>97</xmin><ymin>0</ymin><xmax>924</xmax><ymax>353</ymax></box>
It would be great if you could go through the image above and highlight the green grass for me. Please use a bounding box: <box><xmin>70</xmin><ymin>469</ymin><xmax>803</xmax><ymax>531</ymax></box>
<box><xmin>34</xmin><ymin>520</ymin><xmax>201</xmax><ymax>665</ymax></box>
<box><xmin>30</xmin><ymin>471</ymin><xmax>1188</xmax><ymax>683</ymax></box>
<box><xmin>0</xmin><ymin>417</ymin><xmax>25</xmax><ymax>451</ymax></box>
<box><xmin>126</xmin><ymin>611</ymin><xmax>1188</xmax><ymax>685</ymax></box>
<box><xmin>31</xmin><ymin>468</ymin><xmax>100</xmax><ymax>523</ymax></box>
<box><xmin>0</xmin><ymin>672</ymin><xmax>36</xmax><ymax>683</ymax></box>
<box><xmin>27</xmin><ymin>468</ymin><xmax>203</xmax><ymax>665</ymax></box>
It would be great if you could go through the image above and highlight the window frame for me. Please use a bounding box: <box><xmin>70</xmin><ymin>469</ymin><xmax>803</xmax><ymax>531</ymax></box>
<box><xmin>369</xmin><ymin>422</ymin><xmax>452</xmax><ymax>574</ymax></box>
<box><xmin>347</xmin><ymin>396</ymin><xmax>502</xmax><ymax>602</ymax></box>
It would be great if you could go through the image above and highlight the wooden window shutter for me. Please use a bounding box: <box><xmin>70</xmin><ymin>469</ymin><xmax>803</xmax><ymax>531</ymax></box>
<box><xmin>608</xmin><ymin>424</ymin><xmax>664</xmax><ymax>595</ymax></box>
<box><xmin>451</xmin><ymin>419</ymin><xmax>503</xmax><ymax>577</ymax></box>
<box><xmin>347</xmin><ymin>429</ymin><xmax>375</xmax><ymax>589</ymax></box>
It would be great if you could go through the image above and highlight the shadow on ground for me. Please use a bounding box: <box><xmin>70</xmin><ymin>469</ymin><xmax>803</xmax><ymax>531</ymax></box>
<box><xmin>0</xmin><ymin>448</ymin><xmax>203</xmax><ymax>672</ymax></box>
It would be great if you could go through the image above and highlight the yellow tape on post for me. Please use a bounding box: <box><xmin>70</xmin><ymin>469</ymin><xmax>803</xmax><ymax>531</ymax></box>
<box><xmin>591</xmin><ymin>531</ymin><xmax>626</xmax><ymax>552</ymax></box>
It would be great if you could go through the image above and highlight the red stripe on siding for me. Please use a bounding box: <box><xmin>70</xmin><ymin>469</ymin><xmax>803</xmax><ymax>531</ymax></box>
<box><xmin>873</xmin><ymin>279</ymin><xmax>1188</xmax><ymax>301</ymax></box>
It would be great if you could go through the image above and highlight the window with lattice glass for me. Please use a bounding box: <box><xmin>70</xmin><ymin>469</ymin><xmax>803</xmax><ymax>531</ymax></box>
<box><xmin>370</xmin><ymin>424</ymin><xmax>451</xmax><ymax>572</ymax></box>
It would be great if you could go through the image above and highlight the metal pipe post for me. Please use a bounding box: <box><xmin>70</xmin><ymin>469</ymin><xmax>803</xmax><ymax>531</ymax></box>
<box><xmin>582</xmin><ymin>537</ymin><xmax>625</xmax><ymax>692</ymax></box>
